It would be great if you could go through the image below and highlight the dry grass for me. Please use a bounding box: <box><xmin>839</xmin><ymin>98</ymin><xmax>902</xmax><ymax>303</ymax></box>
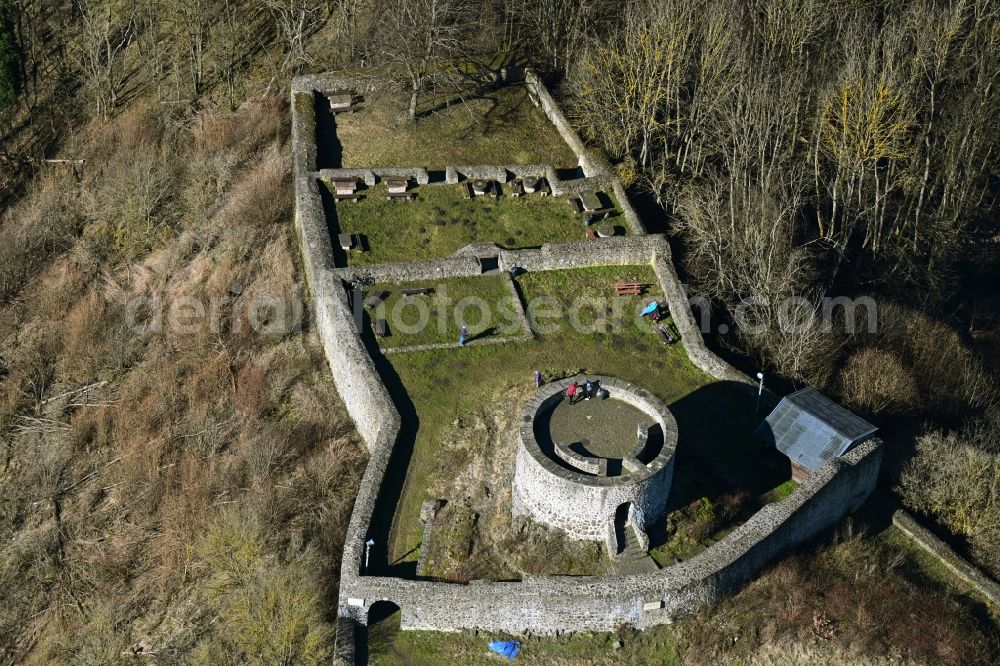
<box><xmin>0</xmin><ymin>96</ymin><xmax>365</xmax><ymax>663</ymax></box>
<box><xmin>335</xmin><ymin>84</ymin><xmax>578</xmax><ymax>168</ymax></box>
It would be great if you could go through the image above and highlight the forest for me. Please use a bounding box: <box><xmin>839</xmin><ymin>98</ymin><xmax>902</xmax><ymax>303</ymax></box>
<box><xmin>0</xmin><ymin>0</ymin><xmax>997</xmax><ymax>662</ymax></box>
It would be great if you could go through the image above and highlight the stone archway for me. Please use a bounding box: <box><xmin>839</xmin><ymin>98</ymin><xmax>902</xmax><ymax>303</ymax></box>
<box><xmin>363</xmin><ymin>600</ymin><xmax>401</xmax><ymax>664</ymax></box>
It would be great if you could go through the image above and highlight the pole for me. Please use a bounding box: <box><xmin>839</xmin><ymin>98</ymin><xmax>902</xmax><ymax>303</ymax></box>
<box><xmin>365</xmin><ymin>538</ymin><xmax>374</xmax><ymax>571</ymax></box>
<box><xmin>755</xmin><ymin>372</ymin><xmax>765</xmax><ymax>415</ymax></box>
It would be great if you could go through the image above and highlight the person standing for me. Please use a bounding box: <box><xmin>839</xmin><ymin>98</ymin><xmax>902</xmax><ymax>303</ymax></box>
<box><xmin>567</xmin><ymin>382</ymin><xmax>578</xmax><ymax>405</ymax></box>
<box><xmin>534</xmin><ymin>370</ymin><xmax>542</xmax><ymax>388</ymax></box>
<box><xmin>459</xmin><ymin>323</ymin><xmax>468</xmax><ymax>346</ymax></box>
<box><xmin>584</xmin><ymin>379</ymin><xmax>593</xmax><ymax>400</ymax></box>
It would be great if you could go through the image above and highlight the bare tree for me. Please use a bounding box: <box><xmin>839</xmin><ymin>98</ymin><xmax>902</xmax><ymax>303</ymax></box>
<box><xmin>258</xmin><ymin>0</ymin><xmax>324</xmax><ymax>72</ymax></box>
<box><xmin>369</xmin><ymin>0</ymin><xmax>466</xmax><ymax>121</ymax></box>
<box><xmin>164</xmin><ymin>0</ymin><xmax>214</xmax><ymax>95</ymax></box>
<box><xmin>73</xmin><ymin>0</ymin><xmax>136</xmax><ymax>118</ymax></box>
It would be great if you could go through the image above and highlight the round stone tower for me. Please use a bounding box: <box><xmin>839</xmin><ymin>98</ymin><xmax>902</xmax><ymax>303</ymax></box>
<box><xmin>511</xmin><ymin>375</ymin><xmax>678</xmax><ymax>542</ymax></box>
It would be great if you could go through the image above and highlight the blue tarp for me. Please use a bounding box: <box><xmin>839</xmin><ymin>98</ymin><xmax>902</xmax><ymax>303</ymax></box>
<box><xmin>640</xmin><ymin>300</ymin><xmax>659</xmax><ymax>316</ymax></box>
<box><xmin>488</xmin><ymin>640</ymin><xmax>521</xmax><ymax>661</ymax></box>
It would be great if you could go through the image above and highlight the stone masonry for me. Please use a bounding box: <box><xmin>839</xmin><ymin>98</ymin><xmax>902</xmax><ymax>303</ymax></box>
<box><xmin>512</xmin><ymin>376</ymin><xmax>677</xmax><ymax>541</ymax></box>
<box><xmin>289</xmin><ymin>69</ymin><xmax>882</xmax><ymax>663</ymax></box>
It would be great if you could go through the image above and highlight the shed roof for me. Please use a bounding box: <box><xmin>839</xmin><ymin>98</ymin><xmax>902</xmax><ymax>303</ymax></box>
<box><xmin>755</xmin><ymin>387</ymin><xmax>877</xmax><ymax>472</ymax></box>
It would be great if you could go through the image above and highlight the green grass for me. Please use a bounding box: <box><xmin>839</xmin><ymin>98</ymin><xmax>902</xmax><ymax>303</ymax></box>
<box><xmin>337</xmin><ymin>85</ymin><xmax>578</xmax><ymax>168</ymax></box>
<box><xmin>365</xmin><ymin>275</ymin><xmax>521</xmax><ymax>349</ymax></box>
<box><xmin>330</xmin><ymin>183</ymin><xmax>621</xmax><ymax>265</ymax></box>
<box><xmin>368</xmin><ymin>612</ymin><xmax>682</xmax><ymax>666</ymax></box>
<box><xmin>377</xmin><ymin>265</ymin><xmax>771</xmax><ymax>573</ymax></box>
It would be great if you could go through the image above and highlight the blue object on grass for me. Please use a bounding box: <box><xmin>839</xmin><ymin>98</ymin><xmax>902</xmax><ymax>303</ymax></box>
<box><xmin>489</xmin><ymin>640</ymin><xmax>521</xmax><ymax>661</ymax></box>
<box><xmin>640</xmin><ymin>300</ymin><xmax>658</xmax><ymax>317</ymax></box>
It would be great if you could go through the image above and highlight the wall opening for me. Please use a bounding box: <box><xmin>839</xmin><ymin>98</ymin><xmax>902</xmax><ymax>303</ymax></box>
<box><xmin>362</xmin><ymin>600</ymin><xmax>402</xmax><ymax>664</ymax></box>
<box><xmin>614</xmin><ymin>502</ymin><xmax>633</xmax><ymax>555</ymax></box>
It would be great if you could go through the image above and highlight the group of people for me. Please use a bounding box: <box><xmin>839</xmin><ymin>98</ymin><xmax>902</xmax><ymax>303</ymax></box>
<box><xmin>566</xmin><ymin>378</ymin><xmax>601</xmax><ymax>405</ymax></box>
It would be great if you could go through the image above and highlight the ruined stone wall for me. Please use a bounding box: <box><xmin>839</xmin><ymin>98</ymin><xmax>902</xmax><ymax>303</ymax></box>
<box><xmin>512</xmin><ymin>376</ymin><xmax>677</xmax><ymax>540</ymax></box>
<box><xmin>500</xmin><ymin>235</ymin><xmax>664</xmax><ymax>272</ymax></box>
<box><xmin>335</xmin><ymin>255</ymin><xmax>484</xmax><ymax>284</ymax></box>
<box><xmin>525</xmin><ymin>69</ymin><xmax>611</xmax><ymax>177</ymax></box>
<box><xmin>341</xmin><ymin>439</ymin><xmax>881</xmax><ymax>634</ymax></box>
<box><xmin>650</xmin><ymin>250</ymin><xmax>753</xmax><ymax>385</ymax></box>
<box><xmin>318</xmin><ymin>168</ymin><xmax>376</xmax><ymax>186</ymax></box>
<box><xmin>289</xmin><ymin>72</ymin><xmax>882</xmax><ymax>659</ymax></box>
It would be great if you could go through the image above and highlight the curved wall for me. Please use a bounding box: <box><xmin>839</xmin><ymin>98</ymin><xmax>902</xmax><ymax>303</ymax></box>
<box><xmin>512</xmin><ymin>376</ymin><xmax>677</xmax><ymax>540</ymax></box>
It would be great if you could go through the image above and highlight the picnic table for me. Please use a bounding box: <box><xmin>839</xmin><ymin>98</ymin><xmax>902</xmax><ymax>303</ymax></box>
<box><xmin>364</xmin><ymin>290</ymin><xmax>388</xmax><ymax>308</ymax></box>
<box><xmin>384</xmin><ymin>177</ymin><xmax>409</xmax><ymax>194</ymax></box>
<box><xmin>579</xmin><ymin>191</ymin><xmax>602</xmax><ymax>211</ymax></box>
<box><xmin>328</xmin><ymin>177</ymin><xmax>359</xmax><ymax>196</ymax></box>
<box><xmin>327</xmin><ymin>90</ymin><xmax>354</xmax><ymax>113</ymax></box>
<box><xmin>614</xmin><ymin>282</ymin><xmax>644</xmax><ymax>296</ymax></box>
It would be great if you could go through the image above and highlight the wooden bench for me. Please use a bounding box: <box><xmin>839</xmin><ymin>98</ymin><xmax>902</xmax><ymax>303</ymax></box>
<box><xmin>536</xmin><ymin>178</ymin><xmax>551</xmax><ymax>196</ymax></box>
<box><xmin>508</xmin><ymin>179</ymin><xmax>525</xmax><ymax>197</ymax></box>
<box><xmin>461</xmin><ymin>181</ymin><xmax>474</xmax><ymax>199</ymax></box>
<box><xmin>386</xmin><ymin>191</ymin><xmax>414</xmax><ymax>201</ymax></box>
<box><xmin>364</xmin><ymin>290</ymin><xmax>388</xmax><ymax>308</ymax></box>
<box><xmin>614</xmin><ymin>282</ymin><xmax>644</xmax><ymax>296</ymax></box>
<box><xmin>401</xmin><ymin>287</ymin><xmax>432</xmax><ymax>296</ymax></box>
<box><xmin>333</xmin><ymin>192</ymin><xmax>361</xmax><ymax>201</ymax></box>
<box><xmin>569</xmin><ymin>197</ymin><xmax>584</xmax><ymax>213</ymax></box>
<box><xmin>656</xmin><ymin>322</ymin><xmax>677</xmax><ymax>344</ymax></box>
<box><xmin>584</xmin><ymin>207</ymin><xmax>614</xmax><ymax>224</ymax></box>
<box><xmin>375</xmin><ymin>318</ymin><xmax>388</xmax><ymax>337</ymax></box>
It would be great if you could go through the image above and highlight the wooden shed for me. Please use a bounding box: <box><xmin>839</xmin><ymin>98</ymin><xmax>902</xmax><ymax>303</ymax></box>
<box><xmin>755</xmin><ymin>387</ymin><xmax>877</xmax><ymax>481</ymax></box>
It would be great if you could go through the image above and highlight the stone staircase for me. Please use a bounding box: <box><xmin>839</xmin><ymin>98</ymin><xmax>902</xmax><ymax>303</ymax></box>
<box><xmin>610</xmin><ymin>522</ymin><xmax>660</xmax><ymax>575</ymax></box>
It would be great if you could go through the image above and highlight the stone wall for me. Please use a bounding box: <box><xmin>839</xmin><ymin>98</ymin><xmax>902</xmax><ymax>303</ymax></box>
<box><xmin>445</xmin><ymin>165</ymin><xmax>508</xmax><ymax>184</ymax></box>
<box><xmin>553</xmin><ymin>441</ymin><xmax>608</xmax><ymax>476</ymax></box>
<box><xmin>318</xmin><ymin>168</ymin><xmax>376</xmax><ymax>186</ymax></box>
<box><xmin>340</xmin><ymin>439</ymin><xmax>881</xmax><ymax>634</ymax></box>
<box><xmin>500</xmin><ymin>235</ymin><xmax>664</xmax><ymax>272</ymax></box>
<box><xmin>512</xmin><ymin>377</ymin><xmax>677</xmax><ymax>540</ymax></box>
<box><xmin>525</xmin><ymin>69</ymin><xmax>611</xmax><ymax>177</ymax></box>
<box><xmin>375</xmin><ymin>166</ymin><xmax>430</xmax><ymax>185</ymax></box>
<box><xmin>612</xmin><ymin>180</ymin><xmax>648</xmax><ymax>236</ymax></box>
<box><xmin>288</xmin><ymin>71</ymin><xmax>883</xmax><ymax>660</ymax></box>
<box><xmin>651</xmin><ymin>251</ymin><xmax>753</xmax><ymax>385</ymax></box>
<box><xmin>549</xmin><ymin>174</ymin><xmax>615</xmax><ymax>196</ymax></box>
<box><xmin>335</xmin><ymin>255</ymin><xmax>484</xmax><ymax>284</ymax></box>
<box><xmin>892</xmin><ymin>507</ymin><xmax>1000</xmax><ymax>607</ymax></box>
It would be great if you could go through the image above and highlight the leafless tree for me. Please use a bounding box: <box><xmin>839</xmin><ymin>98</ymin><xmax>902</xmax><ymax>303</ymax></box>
<box><xmin>73</xmin><ymin>0</ymin><xmax>136</xmax><ymax>118</ymax></box>
<box><xmin>369</xmin><ymin>0</ymin><xmax>467</xmax><ymax>121</ymax></box>
<box><xmin>258</xmin><ymin>0</ymin><xmax>325</xmax><ymax>71</ymax></box>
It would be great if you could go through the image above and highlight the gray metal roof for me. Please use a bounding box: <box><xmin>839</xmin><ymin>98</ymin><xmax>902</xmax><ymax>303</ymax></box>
<box><xmin>755</xmin><ymin>387</ymin><xmax>877</xmax><ymax>471</ymax></box>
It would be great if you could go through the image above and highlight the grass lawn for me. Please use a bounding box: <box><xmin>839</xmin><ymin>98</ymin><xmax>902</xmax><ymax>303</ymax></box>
<box><xmin>328</xmin><ymin>182</ymin><xmax>620</xmax><ymax>265</ymax></box>
<box><xmin>374</xmin><ymin>265</ymin><xmax>782</xmax><ymax>576</ymax></box>
<box><xmin>364</xmin><ymin>275</ymin><xmax>522</xmax><ymax>349</ymax></box>
<box><xmin>336</xmin><ymin>85</ymin><xmax>578</xmax><ymax>168</ymax></box>
<box><xmin>368</xmin><ymin>608</ymin><xmax>681</xmax><ymax>666</ymax></box>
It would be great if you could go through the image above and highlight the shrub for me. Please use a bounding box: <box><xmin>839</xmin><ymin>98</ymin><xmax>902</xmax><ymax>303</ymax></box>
<box><xmin>839</xmin><ymin>346</ymin><xmax>920</xmax><ymax>415</ymax></box>
<box><xmin>897</xmin><ymin>419</ymin><xmax>1000</xmax><ymax>578</ymax></box>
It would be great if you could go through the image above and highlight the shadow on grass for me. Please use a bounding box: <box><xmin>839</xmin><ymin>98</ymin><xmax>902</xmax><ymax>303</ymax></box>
<box><xmin>318</xmin><ymin>181</ymin><xmax>348</xmax><ymax>268</ymax></box>
<box><xmin>357</xmin><ymin>602</ymin><xmax>401</xmax><ymax>665</ymax></box>
<box><xmin>668</xmin><ymin>380</ymin><xmax>790</xmax><ymax>498</ymax></box>
<box><xmin>315</xmin><ymin>91</ymin><xmax>343</xmax><ymax>169</ymax></box>
<box><xmin>359</xmin><ymin>317</ymin><xmax>421</xmax><ymax>579</ymax></box>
